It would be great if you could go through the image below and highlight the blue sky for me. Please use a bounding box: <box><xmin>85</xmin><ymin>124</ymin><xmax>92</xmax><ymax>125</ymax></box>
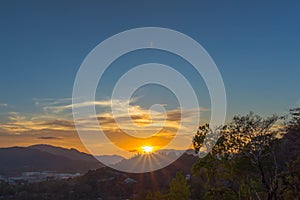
<box><xmin>1</xmin><ymin>1</ymin><xmax>299</xmax><ymax>116</ymax></box>
<box><xmin>0</xmin><ymin>1</ymin><xmax>300</xmax><ymax>152</ymax></box>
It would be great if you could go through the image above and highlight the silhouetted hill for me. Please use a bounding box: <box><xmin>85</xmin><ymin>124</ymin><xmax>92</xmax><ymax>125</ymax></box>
<box><xmin>0</xmin><ymin>145</ymin><xmax>103</xmax><ymax>176</ymax></box>
<box><xmin>29</xmin><ymin>144</ymin><xmax>97</xmax><ymax>162</ymax></box>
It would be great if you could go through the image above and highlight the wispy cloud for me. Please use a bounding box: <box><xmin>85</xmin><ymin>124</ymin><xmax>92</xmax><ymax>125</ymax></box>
<box><xmin>35</xmin><ymin>97</ymin><xmax>136</xmax><ymax>115</ymax></box>
<box><xmin>0</xmin><ymin>103</ymin><xmax>8</xmax><ymax>107</ymax></box>
<box><xmin>37</xmin><ymin>136</ymin><xmax>63</xmax><ymax>140</ymax></box>
<box><xmin>34</xmin><ymin>98</ymin><xmax>72</xmax><ymax>106</ymax></box>
<box><xmin>0</xmin><ymin>112</ymin><xmax>75</xmax><ymax>134</ymax></box>
<box><xmin>0</xmin><ymin>97</ymin><xmax>208</xmax><ymax>154</ymax></box>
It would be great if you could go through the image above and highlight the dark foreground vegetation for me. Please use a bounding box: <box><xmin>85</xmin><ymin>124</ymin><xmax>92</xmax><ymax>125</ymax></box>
<box><xmin>147</xmin><ymin>108</ymin><xmax>300</xmax><ymax>200</ymax></box>
<box><xmin>0</xmin><ymin>154</ymin><xmax>197</xmax><ymax>200</ymax></box>
<box><xmin>0</xmin><ymin>108</ymin><xmax>299</xmax><ymax>200</ymax></box>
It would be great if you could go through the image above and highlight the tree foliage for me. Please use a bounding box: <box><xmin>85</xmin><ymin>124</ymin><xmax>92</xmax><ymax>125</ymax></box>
<box><xmin>193</xmin><ymin>112</ymin><xmax>285</xmax><ymax>200</ymax></box>
<box><xmin>169</xmin><ymin>172</ymin><xmax>191</xmax><ymax>200</ymax></box>
<box><xmin>146</xmin><ymin>172</ymin><xmax>190</xmax><ymax>200</ymax></box>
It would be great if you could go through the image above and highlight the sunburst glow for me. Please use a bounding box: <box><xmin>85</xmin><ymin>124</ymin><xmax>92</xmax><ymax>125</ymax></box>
<box><xmin>141</xmin><ymin>145</ymin><xmax>154</xmax><ymax>153</ymax></box>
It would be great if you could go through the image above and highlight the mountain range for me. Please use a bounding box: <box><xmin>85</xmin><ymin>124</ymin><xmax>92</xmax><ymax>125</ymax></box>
<box><xmin>0</xmin><ymin>144</ymin><xmax>103</xmax><ymax>176</ymax></box>
<box><xmin>0</xmin><ymin>144</ymin><xmax>198</xmax><ymax>176</ymax></box>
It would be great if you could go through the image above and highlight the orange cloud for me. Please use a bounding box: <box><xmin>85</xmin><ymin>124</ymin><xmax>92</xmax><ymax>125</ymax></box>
<box><xmin>0</xmin><ymin>99</ymin><xmax>208</xmax><ymax>156</ymax></box>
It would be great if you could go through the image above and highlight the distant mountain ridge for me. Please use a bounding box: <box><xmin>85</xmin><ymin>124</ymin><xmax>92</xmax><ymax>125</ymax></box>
<box><xmin>0</xmin><ymin>145</ymin><xmax>103</xmax><ymax>176</ymax></box>
<box><xmin>0</xmin><ymin>144</ymin><xmax>198</xmax><ymax>176</ymax></box>
<box><xmin>95</xmin><ymin>155</ymin><xmax>124</xmax><ymax>165</ymax></box>
<box><xmin>29</xmin><ymin>144</ymin><xmax>96</xmax><ymax>162</ymax></box>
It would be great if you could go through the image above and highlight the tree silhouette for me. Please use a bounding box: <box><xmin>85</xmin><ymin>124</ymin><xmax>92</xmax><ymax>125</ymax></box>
<box><xmin>193</xmin><ymin>112</ymin><xmax>283</xmax><ymax>200</ymax></box>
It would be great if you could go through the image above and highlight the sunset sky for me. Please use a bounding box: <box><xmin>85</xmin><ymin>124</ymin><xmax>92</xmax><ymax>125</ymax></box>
<box><xmin>0</xmin><ymin>1</ymin><xmax>299</xmax><ymax>156</ymax></box>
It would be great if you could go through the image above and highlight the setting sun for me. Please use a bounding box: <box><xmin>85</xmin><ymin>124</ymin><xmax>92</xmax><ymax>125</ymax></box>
<box><xmin>141</xmin><ymin>146</ymin><xmax>154</xmax><ymax>153</ymax></box>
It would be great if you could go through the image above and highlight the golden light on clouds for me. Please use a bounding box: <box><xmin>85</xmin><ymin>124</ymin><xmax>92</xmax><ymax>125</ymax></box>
<box><xmin>0</xmin><ymin>99</ymin><xmax>206</xmax><ymax>156</ymax></box>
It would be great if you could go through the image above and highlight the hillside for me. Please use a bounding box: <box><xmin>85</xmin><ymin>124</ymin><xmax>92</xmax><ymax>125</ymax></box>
<box><xmin>29</xmin><ymin>144</ymin><xmax>97</xmax><ymax>162</ymax></box>
<box><xmin>0</xmin><ymin>145</ymin><xmax>103</xmax><ymax>176</ymax></box>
